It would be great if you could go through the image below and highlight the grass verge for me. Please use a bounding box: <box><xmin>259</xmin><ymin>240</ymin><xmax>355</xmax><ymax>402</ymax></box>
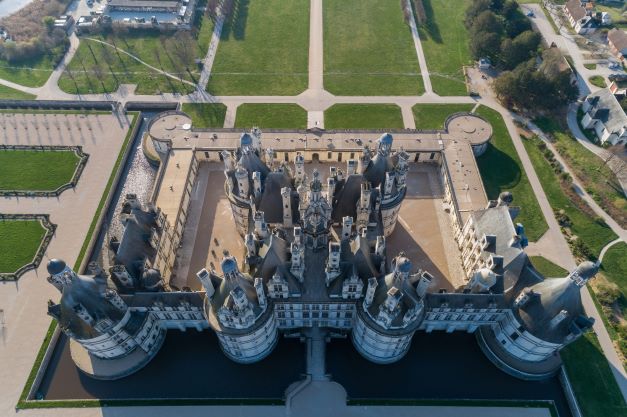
<box><xmin>234</xmin><ymin>104</ymin><xmax>307</xmax><ymax>129</ymax></box>
<box><xmin>529</xmin><ymin>256</ymin><xmax>568</xmax><ymax>277</ymax></box>
<box><xmin>474</xmin><ymin>106</ymin><xmax>548</xmax><ymax>241</ymax></box>
<box><xmin>418</xmin><ymin>0</ymin><xmax>472</xmax><ymax>95</ymax></box>
<box><xmin>0</xmin><ymin>84</ymin><xmax>36</xmax><ymax>100</ymax></box>
<box><xmin>325</xmin><ymin>104</ymin><xmax>404</xmax><ymax>130</ymax></box>
<box><xmin>412</xmin><ymin>103</ymin><xmax>475</xmax><ymax>130</ymax></box>
<box><xmin>323</xmin><ymin>0</ymin><xmax>424</xmax><ymax>95</ymax></box>
<box><xmin>181</xmin><ymin>103</ymin><xmax>227</xmax><ymax>128</ymax></box>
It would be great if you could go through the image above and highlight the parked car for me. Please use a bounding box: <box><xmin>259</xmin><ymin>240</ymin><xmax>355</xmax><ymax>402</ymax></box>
<box><xmin>526</xmin><ymin>10</ymin><xmax>534</xmax><ymax>17</ymax></box>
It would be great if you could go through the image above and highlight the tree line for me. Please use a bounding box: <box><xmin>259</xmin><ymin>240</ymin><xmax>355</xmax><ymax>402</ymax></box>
<box><xmin>466</xmin><ymin>0</ymin><xmax>578</xmax><ymax>112</ymax></box>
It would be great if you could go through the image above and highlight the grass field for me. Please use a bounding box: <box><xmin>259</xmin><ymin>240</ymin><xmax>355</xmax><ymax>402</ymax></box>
<box><xmin>522</xmin><ymin>134</ymin><xmax>617</xmax><ymax>257</ymax></box>
<box><xmin>324</xmin><ymin>104</ymin><xmax>404</xmax><ymax>129</ymax></box>
<box><xmin>207</xmin><ymin>0</ymin><xmax>309</xmax><ymax>95</ymax></box>
<box><xmin>418</xmin><ymin>0</ymin><xmax>472</xmax><ymax>95</ymax></box>
<box><xmin>0</xmin><ymin>220</ymin><xmax>46</xmax><ymax>273</ymax></box>
<box><xmin>602</xmin><ymin>242</ymin><xmax>627</xmax><ymax>294</ymax></box>
<box><xmin>0</xmin><ymin>150</ymin><xmax>81</xmax><ymax>191</ymax></box>
<box><xmin>0</xmin><ymin>84</ymin><xmax>36</xmax><ymax>100</ymax></box>
<box><xmin>589</xmin><ymin>75</ymin><xmax>608</xmax><ymax>88</ymax></box>
<box><xmin>0</xmin><ymin>45</ymin><xmax>66</xmax><ymax>87</ymax></box>
<box><xmin>59</xmin><ymin>14</ymin><xmax>214</xmax><ymax>94</ymax></box>
<box><xmin>412</xmin><ymin>104</ymin><xmax>474</xmax><ymax>130</ymax></box>
<box><xmin>323</xmin><ymin>0</ymin><xmax>424</xmax><ymax>95</ymax></box>
<box><xmin>529</xmin><ymin>256</ymin><xmax>568</xmax><ymax>277</ymax></box>
<box><xmin>561</xmin><ymin>332</ymin><xmax>627</xmax><ymax>417</ymax></box>
<box><xmin>234</xmin><ymin>104</ymin><xmax>307</xmax><ymax>129</ymax></box>
<box><xmin>181</xmin><ymin>103</ymin><xmax>227</xmax><ymax>128</ymax></box>
<box><xmin>534</xmin><ymin>117</ymin><xmax>627</xmax><ymax>228</ymax></box>
<box><xmin>474</xmin><ymin>106</ymin><xmax>548</xmax><ymax>242</ymax></box>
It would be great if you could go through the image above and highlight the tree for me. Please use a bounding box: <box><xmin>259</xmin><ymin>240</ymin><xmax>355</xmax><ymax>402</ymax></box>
<box><xmin>465</xmin><ymin>0</ymin><xmax>492</xmax><ymax>28</ymax></box>
<box><xmin>42</xmin><ymin>16</ymin><xmax>56</xmax><ymax>32</ymax></box>
<box><xmin>469</xmin><ymin>10</ymin><xmax>504</xmax><ymax>37</ymax></box>
<box><xmin>500</xmin><ymin>30</ymin><xmax>540</xmax><ymax>69</ymax></box>
<box><xmin>470</xmin><ymin>30</ymin><xmax>502</xmax><ymax>61</ymax></box>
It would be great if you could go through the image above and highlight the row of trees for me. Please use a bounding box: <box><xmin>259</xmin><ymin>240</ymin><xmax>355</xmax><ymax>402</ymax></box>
<box><xmin>467</xmin><ymin>0</ymin><xmax>578</xmax><ymax>112</ymax></box>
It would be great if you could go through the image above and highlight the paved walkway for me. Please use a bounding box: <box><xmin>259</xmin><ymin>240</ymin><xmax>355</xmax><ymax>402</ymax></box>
<box><xmin>405</xmin><ymin>0</ymin><xmax>433</xmax><ymax>95</ymax></box>
<box><xmin>196</xmin><ymin>6</ymin><xmax>226</xmax><ymax>94</ymax></box>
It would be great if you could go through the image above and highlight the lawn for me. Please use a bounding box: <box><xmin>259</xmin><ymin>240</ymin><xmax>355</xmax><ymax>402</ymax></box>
<box><xmin>418</xmin><ymin>0</ymin><xmax>473</xmax><ymax>95</ymax></box>
<box><xmin>0</xmin><ymin>84</ymin><xmax>36</xmax><ymax>100</ymax></box>
<box><xmin>597</xmin><ymin>4</ymin><xmax>627</xmax><ymax>29</ymax></box>
<box><xmin>534</xmin><ymin>117</ymin><xmax>627</xmax><ymax>228</ymax></box>
<box><xmin>181</xmin><ymin>103</ymin><xmax>227</xmax><ymax>128</ymax></box>
<box><xmin>522</xmin><ymin>134</ymin><xmax>617</xmax><ymax>257</ymax></box>
<box><xmin>529</xmin><ymin>256</ymin><xmax>568</xmax><ymax>277</ymax></box>
<box><xmin>601</xmin><ymin>242</ymin><xmax>627</xmax><ymax>294</ymax></box>
<box><xmin>207</xmin><ymin>0</ymin><xmax>309</xmax><ymax>95</ymax></box>
<box><xmin>323</xmin><ymin>0</ymin><xmax>424</xmax><ymax>95</ymax></box>
<box><xmin>412</xmin><ymin>103</ymin><xmax>474</xmax><ymax>130</ymax></box>
<box><xmin>234</xmin><ymin>104</ymin><xmax>307</xmax><ymax>129</ymax></box>
<box><xmin>324</xmin><ymin>104</ymin><xmax>404</xmax><ymax>129</ymax></box>
<box><xmin>59</xmin><ymin>13</ymin><xmax>214</xmax><ymax>94</ymax></box>
<box><xmin>0</xmin><ymin>149</ymin><xmax>81</xmax><ymax>191</ymax></box>
<box><xmin>584</xmin><ymin>63</ymin><xmax>597</xmax><ymax>70</ymax></box>
<box><xmin>0</xmin><ymin>45</ymin><xmax>66</xmax><ymax>87</ymax></box>
<box><xmin>0</xmin><ymin>220</ymin><xmax>46</xmax><ymax>273</ymax></box>
<box><xmin>589</xmin><ymin>75</ymin><xmax>608</xmax><ymax>88</ymax></box>
<box><xmin>474</xmin><ymin>106</ymin><xmax>548</xmax><ymax>242</ymax></box>
<box><xmin>561</xmin><ymin>332</ymin><xmax>627</xmax><ymax>417</ymax></box>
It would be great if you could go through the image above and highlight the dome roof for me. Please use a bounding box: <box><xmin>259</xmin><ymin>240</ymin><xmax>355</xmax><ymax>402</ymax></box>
<box><xmin>221</xmin><ymin>257</ymin><xmax>238</xmax><ymax>275</ymax></box>
<box><xmin>141</xmin><ymin>268</ymin><xmax>162</xmax><ymax>290</ymax></box>
<box><xmin>240</xmin><ymin>133</ymin><xmax>253</xmax><ymax>147</ymax></box>
<box><xmin>474</xmin><ymin>268</ymin><xmax>497</xmax><ymax>287</ymax></box>
<box><xmin>378</xmin><ymin>133</ymin><xmax>393</xmax><ymax>145</ymax></box>
<box><xmin>499</xmin><ymin>191</ymin><xmax>514</xmax><ymax>204</ymax></box>
<box><xmin>47</xmin><ymin>259</ymin><xmax>67</xmax><ymax>275</ymax></box>
<box><xmin>575</xmin><ymin>261</ymin><xmax>599</xmax><ymax>281</ymax></box>
<box><xmin>395</xmin><ymin>256</ymin><xmax>412</xmax><ymax>273</ymax></box>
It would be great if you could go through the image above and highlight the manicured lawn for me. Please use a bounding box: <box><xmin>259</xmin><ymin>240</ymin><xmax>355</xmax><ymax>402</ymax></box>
<box><xmin>0</xmin><ymin>150</ymin><xmax>81</xmax><ymax>191</ymax></box>
<box><xmin>529</xmin><ymin>256</ymin><xmax>568</xmax><ymax>277</ymax></box>
<box><xmin>234</xmin><ymin>104</ymin><xmax>307</xmax><ymax>129</ymax></box>
<box><xmin>59</xmin><ymin>14</ymin><xmax>214</xmax><ymax>94</ymax></box>
<box><xmin>207</xmin><ymin>0</ymin><xmax>309</xmax><ymax>95</ymax></box>
<box><xmin>534</xmin><ymin>117</ymin><xmax>627</xmax><ymax>228</ymax></box>
<box><xmin>0</xmin><ymin>220</ymin><xmax>46</xmax><ymax>273</ymax></box>
<box><xmin>597</xmin><ymin>4</ymin><xmax>627</xmax><ymax>29</ymax></box>
<box><xmin>474</xmin><ymin>106</ymin><xmax>548</xmax><ymax>242</ymax></box>
<box><xmin>418</xmin><ymin>0</ymin><xmax>472</xmax><ymax>95</ymax></box>
<box><xmin>0</xmin><ymin>46</ymin><xmax>66</xmax><ymax>87</ymax></box>
<box><xmin>0</xmin><ymin>84</ymin><xmax>36</xmax><ymax>100</ymax></box>
<box><xmin>589</xmin><ymin>75</ymin><xmax>607</xmax><ymax>88</ymax></box>
<box><xmin>601</xmin><ymin>242</ymin><xmax>627</xmax><ymax>294</ymax></box>
<box><xmin>323</xmin><ymin>0</ymin><xmax>424</xmax><ymax>95</ymax></box>
<box><xmin>584</xmin><ymin>63</ymin><xmax>597</xmax><ymax>70</ymax></box>
<box><xmin>412</xmin><ymin>103</ymin><xmax>474</xmax><ymax>130</ymax></box>
<box><xmin>181</xmin><ymin>103</ymin><xmax>227</xmax><ymax>128</ymax></box>
<box><xmin>561</xmin><ymin>332</ymin><xmax>627</xmax><ymax>417</ymax></box>
<box><xmin>324</xmin><ymin>104</ymin><xmax>404</xmax><ymax>129</ymax></box>
<box><xmin>522</xmin><ymin>134</ymin><xmax>617</xmax><ymax>257</ymax></box>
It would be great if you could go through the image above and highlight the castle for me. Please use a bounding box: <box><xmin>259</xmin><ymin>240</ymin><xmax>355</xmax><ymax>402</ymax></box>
<box><xmin>45</xmin><ymin>114</ymin><xmax>598</xmax><ymax>381</ymax></box>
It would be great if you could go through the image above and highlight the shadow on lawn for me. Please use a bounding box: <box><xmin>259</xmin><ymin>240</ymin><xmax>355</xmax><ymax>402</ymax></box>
<box><xmin>476</xmin><ymin>143</ymin><xmax>522</xmax><ymax>199</ymax></box>
<box><xmin>418</xmin><ymin>0</ymin><xmax>443</xmax><ymax>43</ymax></box>
<box><xmin>221</xmin><ymin>0</ymin><xmax>250</xmax><ymax>41</ymax></box>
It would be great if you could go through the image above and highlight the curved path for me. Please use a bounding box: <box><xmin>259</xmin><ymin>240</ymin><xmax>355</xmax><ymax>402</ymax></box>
<box><xmin>599</xmin><ymin>237</ymin><xmax>624</xmax><ymax>262</ymax></box>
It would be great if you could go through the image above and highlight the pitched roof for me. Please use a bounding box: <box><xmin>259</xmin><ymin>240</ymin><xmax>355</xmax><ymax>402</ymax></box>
<box><xmin>609</xmin><ymin>28</ymin><xmax>627</xmax><ymax>51</ymax></box>
<box><xmin>565</xmin><ymin>0</ymin><xmax>586</xmax><ymax>21</ymax></box>
<box><xmin>585</xmin><ymin>88</ymin><xmax>627</xmax><ymax>133</ymax></box>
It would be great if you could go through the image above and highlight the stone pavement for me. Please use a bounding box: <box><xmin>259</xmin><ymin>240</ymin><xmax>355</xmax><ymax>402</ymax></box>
<box><xmin>0</xmin><ymin>113</ymin><xmax>131</xmax><ymax>417</ymax></box>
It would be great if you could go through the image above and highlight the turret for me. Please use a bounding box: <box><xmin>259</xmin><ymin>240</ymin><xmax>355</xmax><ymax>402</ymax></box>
<box><xmin>46</xmin><ymin>259</ymin><xmax>76</xmax><ymax>291</ymax></box>
<box><xmin>376</xmin><ymin>133</ymin><xmax>393</xmax><ymax>156</ymax></box>
<box><xmin>234</xmin><ymin>164</ymin><xmax>249</xmax><ymax>198</ymax></box>
<box><xmin>281</xmin><ymin>187</ymin><xmax>293</xmax><ymax>227</ymax></box>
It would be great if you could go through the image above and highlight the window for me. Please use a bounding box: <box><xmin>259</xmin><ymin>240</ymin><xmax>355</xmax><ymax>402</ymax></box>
<box><xmin>327</xmin><ymin>152</ymin><xmax>332</xmax><ymax>160</ymax></box>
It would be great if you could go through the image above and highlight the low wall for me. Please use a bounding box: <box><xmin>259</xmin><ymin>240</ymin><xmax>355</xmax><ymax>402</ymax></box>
<box><xmin>0</xmin><ymin>100</ymin><xmax>115</xmax><ymax>110</ymax></box>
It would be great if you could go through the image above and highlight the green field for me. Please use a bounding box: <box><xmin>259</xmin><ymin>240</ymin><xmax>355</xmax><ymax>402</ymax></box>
<box><xmin>562</xmin><ymin>332</ymin><xmax>627</xmax><ymax>417</ymax></box>
<box><xmin>534</xmin><ymin>117</ymin><xmax>626</xmax><ymax>228</ymax></box>
<box><xmin>325</xmin><ymin>104</ymin><xmax>404</xmax><ymax>129</ymax></box>
<box><xmin>181</xmin><ymin>103</ymin><xmax>227</xmax><ymax>128</ymax></box>
<box><xmin>0</xmin><ymin>45</ymin><xmax>66</xmax><ymax>87</ymax></box>
<box><xmin>0</xmin><ymin>220</ymin><xmax>46</xmax><ymax>273</ymax></box>
<box><xmin>418</xmin><ymin>0</ymin><xmax>472</xmax><ymax>95</ymax></box>
<box><xmin>0</xmin><ymin>84</ymin><xmax>36</xmax><ymax>100</ymax></box>
<box><xmin>234</xmin><ymin>104</ymin><xmax>307</xmax><ymax>129</ymax></box>
<box><xmin>59</xmin><ymin>14</ymin><xmax>214</xmax><ymax>94</ymax></box>
<box><xmin>412</xmin><ymin>103</ymin><xmax>474</xmax><ymax>130</ymax></box>
<box><xmin>0</xmin><ymin>150</ymin><xmax>81</xmax><ymax>191</ymax></box>
<box><xmin>522</xmin><ymin>135</ymin><xmax>617</xmax><ymax>256</ymax></box>
<box><xmin>474</xmin><ymin>106</ymin><xmax>548</xmax><ymax>242</ymax></box>
<box><xmin>589</xmin><ymin>75</ymin><xmax>608</xmax><ymax>88</ymax></box>
<box><xmin>529</xmin><ymin>256</ymin><xmax>568</xmax><ymax>277</ymax></box>
<box><xmin>602</xmin><ymin>242</ymin><xmax>627</xmax><ymax>294</ymax></box>
<box><xmin>207</xmin><ymin>0</ymin><xmax>309</xmax><ymax>95</ymax></box>
<box><xmin>323</xmin><ymin>0</ymin><xmax>424</xmax><ymax>95</ymax></box>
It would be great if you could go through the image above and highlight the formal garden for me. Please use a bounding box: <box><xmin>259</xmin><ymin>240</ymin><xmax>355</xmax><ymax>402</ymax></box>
<box><xmin>0</xmin><ymin>215</ymin><xmax>55</xmax><ymax>280</ymax></box>
<box><xmin>324</xmin><ymin>104</ymin><xmax>404</xmax><ymax>129</ymax></box>
<box><xmin>234</xmin><ymin>104</ymin><xmax>307</xmax><ymax>129</ymax></box>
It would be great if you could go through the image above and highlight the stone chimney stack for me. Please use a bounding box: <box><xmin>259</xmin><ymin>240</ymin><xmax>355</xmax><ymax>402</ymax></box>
<box><xmin>327</xmin><ymin>177</ymin><xmax>336</xmax><ymax>205</ymax></box>
<box><xmin>254</xmin><ymin>277</ymin><xmax>266</xmax><ymax>308</ymax></box>
<box><xmin>252</xmin><ymin>171</ymin><xmax>262</xmax><ymax>198</ymax></box>
<box><xmin>254</xmin><ymin>211</ymin><xmax>269</xmax><ymax>239</ymax></box>
<box><xmin>341</xmin><ymin>216</ymin><xmax>353</xmax><ymax>240</ymax></box>
<box><xmin>196</xmin><ymin>268</ymin><xmax>216</xmax><ymax>298</ymax></box>
<box><xmin>364</xmin><ymin>277</ymin><xmax>378</xmax><ymax>307</ymax></box>
<box><xmin>235</xmin><ymin>165</ymin><xmax>249</xmax><ymax>198</ymax></box>
<box><xmin>347</xmin><ymin>159</ymin><xmax>357</xmax><ymax>175</ymax></box>
<box><xmin>375</xmin><ymin>236</ymin><xmax>386</xmax><ymax>257</ymax></box>
<box><xmin>281</xmin><ymin>187</ymin><xmax>293</xmax><ymax>227</ymax></box>
<box><xmin>294</xmin><ymin>153</ymin><xmax>305</xmax><ymax>184</ymax></box>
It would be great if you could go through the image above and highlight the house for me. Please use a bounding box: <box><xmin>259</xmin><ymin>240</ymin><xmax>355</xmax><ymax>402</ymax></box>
<box><xmin>608</xmin><ymin>28</ymin><xmax>627</xmax><ymax>62</ymax></box>
<box><xmin>581</xmin><ymin>88</ymin><xmax>627</xmax><ymax>145</ymax></box>
<box><xmin>478</xmin><ymin>58</ymin><xmax>492</xmax><ymax>70</ymax></box>
<box><xmin>565</xmin><ymin>0</ymin><xmax>599</xmax><ymax>34</ymax></box>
